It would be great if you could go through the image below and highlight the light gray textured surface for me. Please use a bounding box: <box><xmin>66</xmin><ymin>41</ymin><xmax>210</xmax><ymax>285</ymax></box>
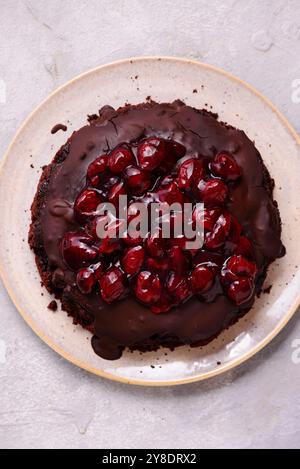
<box><xmin>0</xmin><ymin>0</ymin><xmax>300</xmax><ymax>449</ymax></box>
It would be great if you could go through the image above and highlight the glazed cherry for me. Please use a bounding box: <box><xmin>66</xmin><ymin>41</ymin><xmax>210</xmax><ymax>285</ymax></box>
<box><xmin>169</xmin><ymin>233</ymin><xmax>189</xmax><ymax>250</ymax></box>
<box><xmin>85</xmin><ymin>214</ymin><xmax>117</xmax><ymax>241</ymax></box>
<box><xmin>108</xmin><ymin>145</ymin><xmax>134</xmax><ymax>173</ymax></box>
<box><xmin>221</xmin><ymin>255</ymin><xmax>257</xmax><ymax>282</ymax></box>
<box><xmin>61</xmin><ymin>232</ymin><xmax>98</xmax><ymax>270</ymax></box>
<box><xmin>193</xmin><ymin>207</ymin><xmax>220</xmax><ymax>231</ymax></box>
<box><xmin>121</xmin><ymin>246</ymin><xmax>145</xmax><ymax>275</ymax></box>
<box><xmin>170</xmin><ymin>140</ymin><xmax>186</xmax><ymax>159</ymax></box>
<box><xmin>227</xmin><ymin>277</ymin><xmax>254</xmax><ymax>305</ymax></box>
<box><xmin>76</xmin><ymin>268</ymin><xmax>96</xmax><ymax>294</ymax></box>
<box><xmin>92</xmin><ymin>261</ymin><xmax>105</xmax><ymax>280</ymax></box>
<box><xmin>123</xmin><ymin>230</ymin><xmax>143</xmax><ymax>246</ymax></box>
<box><xmin>145</xmin><ymin>229</ymin><xmax>165</xmax><ymax>258</ymax></box>
<box><xmin>123</xmin><ymin>165</ymin><xmax>151</xmax><ymax>195</ymax></box>
<box><xmin>74</xmin><ymin>188</ymin><xmax>103</xmax><ymax>218</ymax></box>
<box><xmin>169</xmin><ymin>245</ymin><xmax>189</xmax><ymax>273</ymax></box>
<box><xmin>210</xmin><ymin>152</ymin><xmax>241</xmax><ymax>181</ymax></box>
<box><xmin>147</xmin><ymin>256</ymin><xmax>170</xmax><ymax>273</ymax></box>
<box><xmin>135</xmin><ymin>271</ymin><xmax>162</xmax><ymax>304</ymax></box>
<box><xmin>99</xmin><ymin>237</ymin><xmax>121</xmax><ymax>254</ymax></box>
<box><xmin>122</xmin><ymin>202</ymin><xmax>145</xmax><ymax>245</ymax></box>
<box><xmin>156</xmin><ymin>181</ymin><xmax>184</xmax><ymax>205</ymax></box>
<box><xmin>204</xmin><ymin>212</ymin><xmax>231</xmax><ymax>250</ymax></box>
<box><xmin>197</xmin><ymin>179</ymin><xmax>228</xmax><ymax>206</ymax></box>
<box><xmin>137</xmin><ymin>137</ymin><xmax>166</xmax><ymax>171</ymax></box>
<box><xmin>102</xmin><ymin>174</ymin><xmax>120</xmax><ymax>192</ymax></box>
<box><xmin>151</xmin><ymin>292</ymin><xmax>174</xmax><ymax>314</ymax></box>
<box><xmin>99</xmin><ymin>266</ymin><xmax>126</xmax><ymax>303</ymax></box>
<box><xmin>87</xmin><ymin>155</ymin><xmax>107</xmax><ymax>186</ymax></box>
<box><xmin>190</xmin><ymin>265</ymin><xmax>214</xmax><ymax>294</ymax></box>
<box><xmin>108</xmin><ymin>180</ymin><xmax>126</xmax><ymax>205</ymax></box>
<box><xmin>177</xmin><ymin>158</ymin><xmax>205</xmax><ymax>190</ymax></box>
<box><xmin>98</xmin><ymin>218</ymin><xmax>124</xmax><ymax>254</ymax></box>
<box><xmin>167</xmin><ymin>272</ymin><xmax>191</xmax><ymax>302</ymax></box>
<box><xmin>87</xmin><ymin>155</ymin><xmax>107</xmax><ymax>178</ymax></box>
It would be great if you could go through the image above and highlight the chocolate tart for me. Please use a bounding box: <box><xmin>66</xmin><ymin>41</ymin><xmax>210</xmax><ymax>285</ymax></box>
<box><xmin>29</xmin><ymin>100</ymin><xmax>285</xmax><ymax>360</ymax></box>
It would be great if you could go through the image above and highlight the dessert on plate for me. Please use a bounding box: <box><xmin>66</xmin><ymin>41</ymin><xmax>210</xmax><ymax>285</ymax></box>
<box><xmin>29</xmin><ymin>100</ymin><xmax>285</xmax><ymax>360</ymax></box>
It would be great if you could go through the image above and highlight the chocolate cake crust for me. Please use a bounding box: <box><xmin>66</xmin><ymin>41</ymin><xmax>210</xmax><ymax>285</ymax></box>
<box><xmin>29</xmin><ymin>100</ymin><xmax>285</xmax><ymax>360</ymax></box>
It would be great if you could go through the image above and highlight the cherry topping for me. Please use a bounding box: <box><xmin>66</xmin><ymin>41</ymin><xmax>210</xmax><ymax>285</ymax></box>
<box><xmin>177</xmin><ymin>158</ymin><xmax>205</xmax><ymax>190</ymax></box>
<box><xmin>123</xmin><ymin>165</ymin><xmax>151</xmax><ymax>195</ymax></box>
<box><xmin>93</xmin><ymin>261</ymin><xmax>105</xmax><ymax>280</ymax></box>
<box><xmin>76</xmin><ymin>268</ymin><xmax>96</xmax><ymax>294</ymax></box>
<box><xmin>74</xmin><ymin>188</ymin><xmax>103</xmax><ymax>218</ymax></box>
<box><xmin>190</xmin><ymin>265</ymin><xmax>214</xmax><ymax>294</ymax></box>
<box><xmin>99</xmin><ymin>266</ymin><xmax>126</xmax><ymax>303</ymax></box>
<box><xmin>108</xmin><ymin>180</ymin><xmax>126</xmax><ymax>205</ymax></box>
<box><xmin>221</xmin><ymin>255</ymin><xmax>257</xmax><ymax>282</ymax></box>
<box><xmin>169</xmin><ymin>245</ymin><xmax>189</xmax><ymax>273</ymax></box>
<box><xmin>210</xmin><ymin>152</ymin><xmax>241</xmax><ymax>181</ymax></box>
<box><xmin>193</xmin><ymin>207</ymin><xmax>219</xmax><ymax>231</ymax></box>
<box><xmin>61</xmin><ymin>232</ymin><xmax>98</xmax><ymax>270</ymax></box>
<box><xmin>108</xmin><ymin>145</ymin><xmax>134</xmax><ymax>173</ymax></box>
<box><xmin>227</xmin><ymin>277</ymin><xmax>254</xmax><ymax>305</ymax></box>
<box><xmin>121</xmin><ymin>246</ymin><xmax>145</xmax><ymax>275</ymax></box>
<box><xmin>151</xmin><ymin>297</ymin><xmax>173</xmax><ymax>313</ymax></box>
<box><xmin>61</xmin><ymin>137</ymin><xmax>253</xmax><ymax>314</ymax></box>
<box><xmin>135</xmin><ymin>271</ymin><xmax>162</xmax><ymax>304</ymax></box>
<box><xmin>85</xmin><ymin>216</ymin><xmax>103</xmax><ymax>240</ymax></box>
<box><xmin>169</xmin><ymin>233</ymin><xmax>189</xmax><ymax>250</ymax></box>
<box><xmin>204</xmin><ymin>212</ymin><xmax>231</xmax><ymax>250</ymax></box>
<box><xmin>87</xmin><ymin>155</ymin><xmax>107</xmax><ymax>178</ymax></box>
<box><xmin>137</xmin><ymin>137</ymin><xmax>166</xmax><ymax>171</ymax></box>
<box><xmin>156</xmin><ymin>181</ymin><xmax>184</xmax><ymax>205</ymax></box>
<box><xmin>145</xmin><ymin>229</ymin><xmax>165</xmax><ymax>258</ymax></box>
<box><xmin>123</xmin><ymin>231</ymin><xmax>143</xmax><ymax>246</ymax></box>
<box><xmin>98</xmin><ymin>218</ymin><xmax>124</xmax><ymax>254</ymax></box>
<box><xmin>197</xmin><ymin>179</ymin><xmax>228</xmax><ymax>206</ymax></box>
<box><xmin>147</xmin><ymin>256</ymin><xmax>170</xmax><ymax>273</ymax></box>
<box><xmin>167</xmin><ymin>272</ymin><xmax>191</xmax><ymax>302</ymax></box>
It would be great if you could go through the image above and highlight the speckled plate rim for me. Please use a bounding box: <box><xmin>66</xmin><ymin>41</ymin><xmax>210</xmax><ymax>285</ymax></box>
<box><xmin>0</xmin><ymin>56</ymin><xmax>299</xmax><ymax>386</ymax></box>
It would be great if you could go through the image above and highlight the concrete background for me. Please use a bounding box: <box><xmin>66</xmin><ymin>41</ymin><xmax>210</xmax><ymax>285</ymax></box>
<box><xmin>0</xmin><ymin>0</ymin><xmax>300</xmax><ymax>449</ymax></box>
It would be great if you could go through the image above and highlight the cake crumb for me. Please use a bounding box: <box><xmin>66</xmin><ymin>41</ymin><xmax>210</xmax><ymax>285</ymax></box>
<box><xmin>193</xmin><ymin>89</ymin><xmax>198</xmax><ymax>93</ymax></box>
<box><xmin>262</xmin><ymin>285</ymin><xmax>272</xmax><ymax>294</ymax></box>
<box><xmin>47</xmin><ymin>300</ymin><xmax>58</xmax><ymax>311</ymax></box>
<box><xmin>51</xmin><ymin>123</ymin><xmax>67</xmax><ymax>134</ymax></box>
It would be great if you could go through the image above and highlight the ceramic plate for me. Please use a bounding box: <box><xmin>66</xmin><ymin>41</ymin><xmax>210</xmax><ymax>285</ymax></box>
<box><xmin>0</xmin><ymin>57</ymin><xmax>299</xmax><ymax>386</ymax></box>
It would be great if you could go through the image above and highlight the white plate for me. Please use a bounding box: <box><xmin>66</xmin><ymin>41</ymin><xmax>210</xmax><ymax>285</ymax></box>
<box><xmin>0</xmin><ymin>57</ymin><xmax>299</xmax><ymax>386</ymax></box>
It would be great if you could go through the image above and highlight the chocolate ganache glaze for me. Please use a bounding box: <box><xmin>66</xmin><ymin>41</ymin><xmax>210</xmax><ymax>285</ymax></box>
<box><xmin>29</xmin><ymin>100</ymin><xmax>285</xmax><ymax>360</ymax></box>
